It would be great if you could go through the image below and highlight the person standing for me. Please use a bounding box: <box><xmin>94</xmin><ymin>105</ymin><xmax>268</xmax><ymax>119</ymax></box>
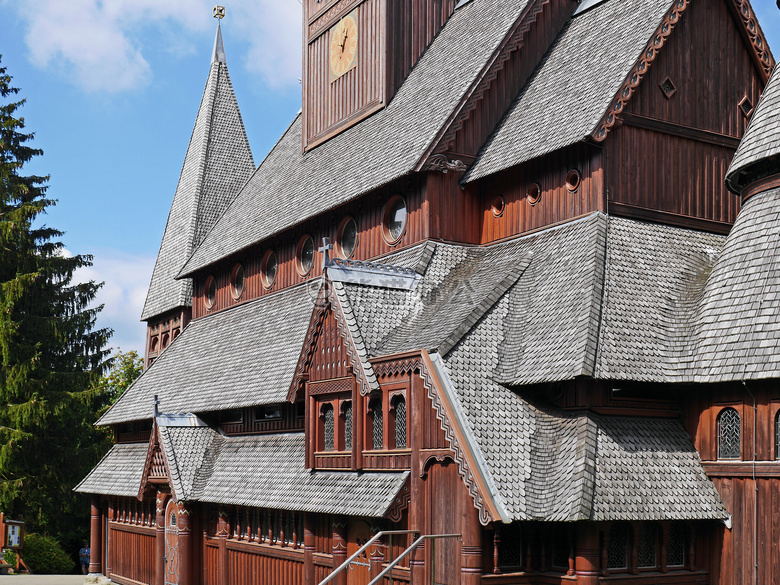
<box><xmin>79</xmin><ymin>543</ymin><xmax>90</xmax><ymax>575</ymax></box>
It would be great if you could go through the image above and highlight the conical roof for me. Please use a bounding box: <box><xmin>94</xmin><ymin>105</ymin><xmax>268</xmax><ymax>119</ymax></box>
<box><xmin>726</xmin><ymin>65</ymin><xmax>780</xmax><ymax>195</ymax></box>
<box><xmin>141</xmin><ymin>24</ymin><xmax>255</xmax><ymax>321</ymax></box>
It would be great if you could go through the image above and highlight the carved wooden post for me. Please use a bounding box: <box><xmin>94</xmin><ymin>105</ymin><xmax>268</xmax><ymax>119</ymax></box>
<box><xmin>574</xmin><ymin>524</ymin><xmax>600</xmax><ymax>585</ymax></box>
<box><xmin>89</xmin><ymin>495</ymin><xmax>103</xmax><ymax>574</ymax></box>
<box><xmin>218</xmin><ymin>506</ymin><xmax>230</xmax><ymax>585</ymax></box>
<box><xmin>409</xmin><ymin>370</ymin><xmax>425</xmax><ymax>585</ymax></box>
<box><xmin>304</xmin><ymin>513</ymin><xmax>315</xmax><ymax>585</ymax></box>
<box><xmin>177</xmin><ymin>501</ymin><xmax>193</xmax><ymax>585</ymax></box>
<box><xmin>332</xmin><ymin>517</ymin><xmax>348</xmax><ymax>585</ymax></box>
<box><xmin>567</xmin><ymin>524</ymin><xmax>576</xmax><ymax>577</ymax></box>
<box><xmin>155</xmin><ymin>492</ymin><xmax>167</xmax><ymax>585</ymax></box>
<box><xmin>369</xmin><ymin>534</ymin><xmax>385</xmax><ymax>580</ymax></box>
<box><xmin>492</xmin><ymin>527</ymin><xmax>501</xmax><ymax>574</ymax></box>
<box><xmin>460</xmin><ymin>504</ymin><xmax>482</xmax><ymax>585</ymax></box>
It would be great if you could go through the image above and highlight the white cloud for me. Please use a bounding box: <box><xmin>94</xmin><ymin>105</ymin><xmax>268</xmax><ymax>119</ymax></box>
<box><xmin>72</xmin><ymin>249</ymin><xmax>155</xmax><ymax>355</ymax></box>
<box><xmin>10</xmin><ymin>0</ymin><xmax>302</xmax><ymax>93</ymax></box>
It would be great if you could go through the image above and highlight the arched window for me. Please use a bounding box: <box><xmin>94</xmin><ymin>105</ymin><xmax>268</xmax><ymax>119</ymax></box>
<box><xmin>370</xmin><ymin>397</ymin><xmax>383</xmax><ymax>450</ymax></box>
<box><xmin>775</xmin><ymin>410</ymin><xmax>780</xmax><ymax>460</ymax></box>
<box><xmin>393</xmin><ymin>396</ymin><xmax>406</xmax><ymax>449</ymax></box>
<box><xmin>717</xmin><ymin>407</ymin><xmax>741</xmax><ymax>460</ymax></box>
<box><xmin>322</xmin><ymin>404</ymin><xmax>334</xmax><ymax>452</ymax></box>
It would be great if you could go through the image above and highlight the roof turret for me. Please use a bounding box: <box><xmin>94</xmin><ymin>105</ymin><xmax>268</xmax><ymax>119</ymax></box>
<box><xmin>725</xmin><ymin>65</ymin><xmax>780</xmax><ymax>196</ymax></box>
<box><xmin>141</xmin><ymin>22</ymin><xmax>254</xmax><ymax>321</ymax></box>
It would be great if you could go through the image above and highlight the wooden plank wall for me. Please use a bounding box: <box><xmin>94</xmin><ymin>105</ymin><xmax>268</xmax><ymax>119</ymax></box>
<box><xmin>477</xmin><ymin>143</ymin><xmax>604</xmax><ymax>244</ymax></box>
<box><xmin>227</xmin><ymin>547</ymin><xmax>304</xmax><ymax>585</ymax></box>
<box><xmin>624</xmin><ymin>0</ymin><xmax>763</xmax><ymax>138</ymax></box>
<box><xmin>108</xmin><ymin>524</ymin><xmax>155</xmax><ymax>585</ymax></box>
<box><xmin>305</xmin><ymin>0</ymin><xmax>385</xmax><ymax>148</ymax></box>
<box><xmin>192</xmin><ymin>177</ymin><xmax>428</xmax><ymax>319</ymax></box>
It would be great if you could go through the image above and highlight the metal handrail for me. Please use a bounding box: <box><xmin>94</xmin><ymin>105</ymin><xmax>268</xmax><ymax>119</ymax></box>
<box><xmin>367</xmin><ymin>533</ymin><xmax>461</xmax><ymax>585</ymax></box>
<box><xmin>317</xmin><ymin>530</ymin><xmax>418</xmax><ymax>585</ymax></box>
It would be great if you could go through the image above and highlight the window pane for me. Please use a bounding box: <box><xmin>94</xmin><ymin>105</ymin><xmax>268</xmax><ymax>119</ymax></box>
<box><xmin>372</xmin><ymin>399</ymin><xmax>383</xmax><ymax>450</ymax></box>
<box><xmin>395</xmin><ymin>397</ymin><xmax>406</xmax><ymax>449</ymax></box>
<box><xmin>324</xmin><ymin>405</ymin><xmax>334</xmax><ymax>451</ymax></box>
<box><xmin>718</xmin><ymin>408</ymin><xmax>740</xmax><ymax>459</ymax></box>
<box><xmin>340</xmin><ymin>218</ymin><xmax>358</xmax><ymax>257</ymax></box>
<box><xmin>607</xmin><ymin>523</ymin><xmax>628</xmax><ymax>569</ymax></box>
<box><xmin>637</xmin><ymin>523</ymin><xmax>656</xmax><ymax>568</ymax></box>
<box><xmin>667</xmin><ymin>523</ymin><xmax>685</xmax><ymax>567</ymax></box>
<box><xmin>498</xmin><ymin>522</ymin><xmax>523</xmax><ymax>568</ymax></box>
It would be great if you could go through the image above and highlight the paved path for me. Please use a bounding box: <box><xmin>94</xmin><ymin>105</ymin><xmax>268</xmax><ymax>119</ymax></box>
<box><xmin>0</xmin><ymin>576</ymin><xmax>85</xmax><ymax>584</ymax></box>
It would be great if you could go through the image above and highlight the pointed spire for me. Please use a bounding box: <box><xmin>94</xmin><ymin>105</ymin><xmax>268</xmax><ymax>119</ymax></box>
<box><xmin>141</xmin><ymin>18</ymin><xmax>254</xmax><ymax>322</ymax></box>
<box><xmin>212</xmin><ymin>22</ymin><xmax>227</xmax><ymax>64</ymax></box>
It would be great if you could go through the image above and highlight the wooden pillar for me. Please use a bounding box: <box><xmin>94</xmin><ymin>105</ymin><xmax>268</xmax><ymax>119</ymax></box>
<box><xmin>89</xmin><ymin>495</ymin><xmax>103</xmax><ymax>574</ymax></box>
<box><xmin>492</xmin><ymin>527</ymin><xmax>501</xmax><ymax>574</ymax></box>
<box><xmin>304</xmin><ymin>513</ymin><xmax>315</xmax><ymax>585</ymax></box>
<box><xmin>574</xmin><ymin>524</ymin><xmax>600</xmax><ymax>585</ymax></box>
<box><xmin>155</xmin><ymin>492</ymin><xmax>167</xmax><ymax>585</ymax></box>
<box><xmin>106</xmin><ymin>499</ymin><xmax>115</xmax><ymax>579</ymax></box>
<box><xmin>218</xmin><ymin>507</ymin><xmax>229</xmax><ymax>585</ymax></box>
<box><xmin>369</xmin><ymin>540</ymin><xmax>385</xmax><ymax>580</ymax></box>
<box><xmin>460</xmin><ymin>504</ymin><xmax>482</xmax><ymax>585</ymax></box>
<box><xmin>332</xmin><ymin>517</ymin><xmax>348</xmax><ymax>585</ymax></box>
<box><xmin>409</xmin><ymin>371</ymin><xmax>425</xmax><ymax>585</ymax></box>
<box><xmin>177</xmin><ymin>502</ymin><xmax>193</xmax><ymax>585</ymax></box>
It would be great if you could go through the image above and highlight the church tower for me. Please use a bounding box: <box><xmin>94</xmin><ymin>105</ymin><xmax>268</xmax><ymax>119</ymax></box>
<box><xmin>142</xmin><ymin>19</ymin><xmax>255</xmax><ymax>366</ymax></box>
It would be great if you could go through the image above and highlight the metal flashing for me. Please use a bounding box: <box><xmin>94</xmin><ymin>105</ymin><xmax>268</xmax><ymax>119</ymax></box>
<box><xmin>156</xmin><ymin>413</ymin><xmax>209</xmax><ymax>427</ymax></box>
<box><xmin>327</xmin><ymin>258</ymin><xmax>421</xmax><ymax>290</ymax></box>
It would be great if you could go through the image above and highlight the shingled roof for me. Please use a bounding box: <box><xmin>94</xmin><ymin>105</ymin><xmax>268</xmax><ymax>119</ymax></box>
<box><xmin>141</xmin><ymin>24</ymin><xmax>254</xmax><ymax>320</ymax></box>
<box><xmin>726</xmin><ymin>66</ymin><xmax>780</xmax><ymax>194</ymax></box>
<box><xmin>465</xmin><ymin>0</ymin><xmax>672</xmax><ymax>182</ymax></box>
<box><xmin>75</xmin><ymin>442</ymin><xmax>148</xmax><ymax>497</ymax></box>
<box><xmin>101</xmin><ymin>284</ymin><xmax>313</xmax><ymax>425</ymax></box>
<box><xmin>159</xmin><ymin>426</ymin><xmax>222</xmax><ymax>501</ymax></box>
<box><xmin>178</xmin><ymin>0</ymin><xmax>535</xmax><ymax>277</ymax></box>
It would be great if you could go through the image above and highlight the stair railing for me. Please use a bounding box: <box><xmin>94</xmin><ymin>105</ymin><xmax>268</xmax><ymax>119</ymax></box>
<box><xmin>367</xmin><ymin>533</ymin><xmax>461</xmax><ymax>585</ymax></box>
<box><xmin>318</xmin><ymin>530</ymin><xmax>419</xmax><ymax>585</ymax></box>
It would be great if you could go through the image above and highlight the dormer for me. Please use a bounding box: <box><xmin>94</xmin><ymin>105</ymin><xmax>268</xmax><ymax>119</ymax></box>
<box><xmin>302</xmin><ymin>0</ymin><xmax>456</xmax><ymax>150</ymax></box>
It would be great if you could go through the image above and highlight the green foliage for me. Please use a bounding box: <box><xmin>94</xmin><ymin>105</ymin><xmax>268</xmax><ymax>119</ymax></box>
<box><xmin>93</xmin><ymin>350</ymin><xmax>144</xmax><ymax>409</ymax></box>
<box><xmin>4</xmin><ymin>533</ymin><xmax>75</xmax><ymax>574</ymax></box>
<box><xmin>0</xmin><ymin>56</ymin><xmax>112</xmax><ymax>555</ymax></box>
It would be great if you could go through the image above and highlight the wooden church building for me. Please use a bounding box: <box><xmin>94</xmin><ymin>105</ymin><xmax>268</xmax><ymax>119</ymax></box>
<box><xmin>77</xmin><ymin>0</ymin><xmax>780</xmax><ymax>583</ymax></box>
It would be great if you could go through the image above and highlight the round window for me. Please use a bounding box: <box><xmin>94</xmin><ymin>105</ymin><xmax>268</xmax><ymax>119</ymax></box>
<box><xmin>230</xmin><ymin>263</ymin><xmax>244</xmax><ymax>300</ymax></box>
<box><xmin>338</xmin><ymin>217</ymin><xmax>358</xmax><ymax>258</ymax></box>
<box><xmin>527</xmin><ymin>183</ymin><xmax>541</xmax><ymax>206</ymax></box>
<box><xmin>205</xmin><ymin>275</ymin><xmax>217</xmax><ymax>309</ymax></box>
<box><xmin>565</xmin><ymin>169</ymin><xmax>581</xmax><ymax>192</ymax></box>
<box><xmin>297</xmin><ymin>235</ymin><xmax>315</xmax><ymax>275</ymax></box>
<box><xmin>491</xmin><ymin>195</ymin><xmax>505</xmax><ymax>217</ymax></box>
<box><xmin>383</xmin><ymin>195</ymin><xmax>407</xmax><ymax>244</ymax></box>
<box><xmin>261</xmin><ymin>250</ymin><xmax>278</xmax><ymax>289</ymax></box>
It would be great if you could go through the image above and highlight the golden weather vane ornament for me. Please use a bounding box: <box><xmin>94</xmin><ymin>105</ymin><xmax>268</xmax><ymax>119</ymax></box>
<box><xmin>213</xmin><ymin>5</ymin><xmax>226</xmax><ymax>19</ymax></box>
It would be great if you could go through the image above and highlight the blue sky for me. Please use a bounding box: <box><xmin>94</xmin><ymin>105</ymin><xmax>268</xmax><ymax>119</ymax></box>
<box><xmin>1</xmin><ymin>0</ymin><xmax>779</xmax><ymax>357</ymax></box>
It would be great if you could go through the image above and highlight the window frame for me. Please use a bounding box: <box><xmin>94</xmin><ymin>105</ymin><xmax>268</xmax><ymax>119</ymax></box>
<box><xmin>717</xmin><ymin>406</ymin><xmax>742</xmax><ymax>460</ymax></box>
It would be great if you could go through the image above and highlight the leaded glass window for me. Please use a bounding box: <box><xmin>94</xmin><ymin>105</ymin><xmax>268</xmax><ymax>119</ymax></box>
<box><xmin>344</xmin><ymin>401</ymin><xmax>352</xmax><ymax>451</ymax></box>
<box><xmin>323</xmin><ymin>404</ymin><xmax>334</xmax><ymax>451</ymax></box>
<box><xmin>775</xmin><ymin>411</ymin><xmax>780</xmax><ymax>460</ymax></box>
<box><xmin>551</xmin><ymin>526</ymin><xmax>569</xmax><ymax>569</ymax></box>
<box><xmin>637</xmin><ymin>523</ymin><xmax>656</xmax><ymax>568</ymax></box>
<box><xmin>718</xmin><ymin>407</ymin><xmax>741</xmax><ymax>460</ymax></box>
<box><xmin>497</xmin><ymin>522</ymin><xmax>523</xmax><ymax>568</ymax></box>
<box><xmin>607</xmin><ymin>523</ymin><xmax>628</xmax><ymax>569</ymax></box>
<box><xmin>371</xmin><ymin>397</ymin><xmax>383</xmax><ymax>450</ymax></box>
<box><xmin>667</xmin><ymin>523</ymin><xmax>685</xmax><ymax>567</ymax></box>
<box><xmin>394</xmin><ymin>397</ymin><xmax>406</xmax><ymax>449</ymax></box>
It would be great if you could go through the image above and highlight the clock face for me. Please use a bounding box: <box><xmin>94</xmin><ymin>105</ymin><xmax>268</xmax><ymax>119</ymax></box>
<box><xmin>330</xmin><ymin>14</ymin><xmax>358</xmax><ymax>80</ymax></box>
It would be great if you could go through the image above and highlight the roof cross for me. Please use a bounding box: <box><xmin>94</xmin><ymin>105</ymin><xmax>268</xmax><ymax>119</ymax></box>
<box><xmin>319</xmin><ymin>237</ymin><xmax>334</xmax><ymax>270</ymax></box>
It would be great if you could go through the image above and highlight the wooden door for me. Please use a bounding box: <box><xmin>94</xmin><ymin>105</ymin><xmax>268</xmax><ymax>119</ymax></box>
<box><xmin>427</xmin><ymin>460</ymin><xmax>461</xmax><ymax>585</ymax></box>
<box><xmin>347</xmin><ymin>518</ymin><xmax>372</xmax><ymax>585</ymax></box>
<box><xmin>164</xmin><ymin>500</ymin><xmax>179</xmax><ymax>585</ymax></box>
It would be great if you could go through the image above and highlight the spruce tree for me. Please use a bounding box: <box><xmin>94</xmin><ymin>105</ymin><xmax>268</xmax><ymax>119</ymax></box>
<box><xmin>0</xmin><ymin>57</ymin><xmax>111</xmax><ymax>553</ymax></box>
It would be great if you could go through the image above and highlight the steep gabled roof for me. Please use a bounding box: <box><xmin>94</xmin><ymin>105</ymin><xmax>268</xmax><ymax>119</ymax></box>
<box><xmin>178</xmin><ymin>0</ymin><xmax>535</xmax><ymax>278</ymax></box>
<box><xmin>141</xmin><ymin>24</ymin><xmax>254</xmax><ymax>321</ymax></box>
<box><xmin>74</xmin><ymin>442</ymin><xmax>148</xmax><ymax>497</ymax></box>
<box><xmin>465</xmin><ymin>0</ymin><xmax>674</xmax><ymax>182</ymax></box>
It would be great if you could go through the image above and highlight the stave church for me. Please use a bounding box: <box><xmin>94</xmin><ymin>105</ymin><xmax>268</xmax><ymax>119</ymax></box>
<box><xmin>76</xmin><ymin>0</ymin><xmax>780</xmax><ymax>583</ymax></box>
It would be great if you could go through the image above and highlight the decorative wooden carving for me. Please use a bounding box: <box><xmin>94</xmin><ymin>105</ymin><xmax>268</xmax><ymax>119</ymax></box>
<box><xmin>138</xmin><ymin>425</ymin><xmax>172</xmax><ymax>500</ymax></box>
<box><xmin>288</xmin><ymin>285</ymin><xmax>330</xmax><ymax>402</ymax></box>
<box><xmin>385</xmin><ymin>478</ymin><xmax>411</xmax><ymax>523</ymax></box>
<box><xmin>420</xmin><ymin>452</ymin><xmax>453</xmax><ymax>478</ymax></box>
<box><xmin>372</xmin><ymin>357</ymin><xmax>422</xmax><ymax>378</ymax></box>
<box><xmin>308</xmin><ymin>0</ymin><xmax>364</xmax><ymax>39</ymax></box>
<box><xmin>729</xmin><ymin>0</ymin><xmax>774</xmax><ymax>81</ymax></box>
<box><xmin>593</xmin><ymin>0</ymin><xmax>691</xmax><ymax>142</ymax></box>
<box><xmin>308</xmin><ymin>377</ymin><xmax>353</xmax><ymax>396</ymax></box>
<box><xmin>426</xmin><ymin>154</ymin><xmax>468</xmax><ymax>174</ymax></box>
<box><xmin>419</xmin><ymin>360</ymin><xmax>494</xmax><ymax>525</ymax></box>
<box><xmin>329</xmin><ymin>289</ymin><xmax>376</xmax><ymax>396</ymax></box>
<box><xmin>419</xmin><ymin>0</ymin><xmax>553</xmax><ymax>170</ymax></box>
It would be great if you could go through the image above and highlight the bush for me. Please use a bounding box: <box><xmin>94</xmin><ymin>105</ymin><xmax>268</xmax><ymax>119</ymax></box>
<box><xmin>3</xmin><ymin>533</ymin><xmax>75</xmax><ymax>574</ymax></box>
